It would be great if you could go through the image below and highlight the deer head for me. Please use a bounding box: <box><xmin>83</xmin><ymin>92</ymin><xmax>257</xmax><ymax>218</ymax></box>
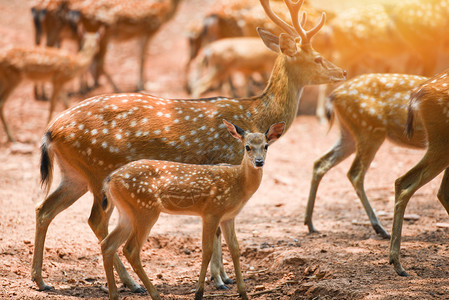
<box><xmin>258</xmin><ymin>0</ymin><xmax>346</xmax><ymax>85</ymax></box>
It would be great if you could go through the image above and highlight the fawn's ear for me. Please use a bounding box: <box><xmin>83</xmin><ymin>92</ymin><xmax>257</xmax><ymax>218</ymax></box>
<box><xmin>265</xmin><ymin>122</ymin><xmax>285</xmax><ymax>144</ymax></box>
<box><xmin>279</xmin><ymin>33</ymin><xmax>298</xmax><ymax>57</ymax></box>
<box><xmin>223</xmin><ymin>120</ymin><xmax>245</xmax><ymax>142</ymax></box>
<box><xmin>257</xmin><ymin>27</ymin><xmax>280</xmax><ymax>53</ymax></box>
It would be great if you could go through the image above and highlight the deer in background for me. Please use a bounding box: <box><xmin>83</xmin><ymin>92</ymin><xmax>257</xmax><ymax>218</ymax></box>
<box><xmin>0</xmin><ymin>31</ymin><xmax>100</xmax><ymax>142</ymax></box>
<box><xmin>33</xmin><ymin>0</ymin><xmax>346</xmax><ymax>293</ymax></box>
<box><xmin>187</xmin><ymin>37</ymin><xmax>277</xmax><ymax>97</ymax></box>
<box><xmin>312</xmin><ymin>3</ymin><xmax>422</xmax><ymax>123</ymax></box>
<box><xmin>101</xmin><ymin>120</ymin><xmax>285</xmax><ymax>300</ymax></box>
<box><xmin>72</xmin><ymin>0</ymin><xmax>182</xmax><ymax>92</ymax></box>
<box><xmin>384</xmin><ymin>0</ymin><xmax>449</xmax><ymax>76</ymax></box>
<box><xmin>390</xmin><ymin>69</ymin><xmax>449</xmax><ymax>277</ymax></box>
<box><xmin>31</xmin><ymin>0</ymin><xmax>83</xmax><ymax>100</ymax></box>
<box><xmin>305</xmin><ymin>73</ymin><xmax>428</xmax><ymax>238</ymax></box>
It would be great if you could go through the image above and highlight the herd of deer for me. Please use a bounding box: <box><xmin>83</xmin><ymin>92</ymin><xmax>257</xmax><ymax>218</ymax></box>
<box><xmin>0</xmin><ymin>0</ymin><xmax>448</xmax><ymax>298</ymax></box>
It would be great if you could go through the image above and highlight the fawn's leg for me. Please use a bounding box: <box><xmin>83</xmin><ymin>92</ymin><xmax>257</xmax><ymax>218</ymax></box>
<box><xmin>0</xmin><ymin>78</ymin><xmax>19</xmax><ymax>142</ymax></box>
<box><xmin>123</xmin><ymin>211</ymin><xmax>162</xmax><ymax>300</ymax></box>
<box><xmin>221</xmin><ymin>218</ymin><xmax>248</xmax><ymax>300</ymax></box>
<box><xmin>101</xmin><ymin>213</ymin><xmax>133</xmax><ymax>300</ymax></box>
<box><xmin>210</xmin><ymin>227</ymin><xmax>233</xmax><ymax>290</ymax></box>
<box><xmin>88</xmin><ymin>193</ymin><xmax>143</xmax><ymax>293</ymax></box>
<box><xmin>437</xmin><ymin>168</ymin><xmax>449</xmax><ymax>214</ymax></box>
<box><xmin>195</xmin><ymin>215</ymin><xmax>221</xmax><ymax>300</ymax></box>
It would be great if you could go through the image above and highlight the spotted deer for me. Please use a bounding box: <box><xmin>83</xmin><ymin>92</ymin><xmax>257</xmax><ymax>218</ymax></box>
<box><xmin>390</xmin><ymin>69</ymin><xmax>449</xmax><ymax>276</ymax></box>
<box><xmin>384</xmin><ymin>0</ymin><xmax>449</xmax><ymax>76</ymax></box>
<box><xmin>187</xmin><ymin>37</ymin><xmax>277</xmax><ymax>97</ymax></box>
<box><xmin>0</xmin><ymin>31</ymin><xmax>100</xmax><ymax>142</ymax></box>
<box><xmin>306</xmin><ymin>73</ymin><xmax>429</xmax><ymax>238</ymax></box>
<box><xmin>31</xmin><ymin>0</ymin><xmax>83</xmax><ymax>100</ymax></box>
<box><xmin>101</xmin><ymin>120</ymin><xmax>284</xmax><ymax>300</ymax></box>
<box><xmin>33</xmin><ymin>0</ymin><xmax>346</xmax><ymax>293</ymax></box>
<box><xmin>72</xmin><ymin>0</ymin><xmax>182</xmax><ymax>91</ymax></box>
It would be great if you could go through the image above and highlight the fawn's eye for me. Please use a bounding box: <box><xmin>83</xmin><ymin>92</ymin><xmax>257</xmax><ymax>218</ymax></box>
<box><xmin>264</xmin><ymin>144</ymin><xmax>269</xmax><ymax>150</ymax></box>
<box><xmin>245</xmin><ymin>145</ymin><xmax>251</xmax><ymax>152</ymax></box>
<box><xmin>314</xmin><ymin>56</ymin><xmax>323</xmax><ymax>64</ymax></box>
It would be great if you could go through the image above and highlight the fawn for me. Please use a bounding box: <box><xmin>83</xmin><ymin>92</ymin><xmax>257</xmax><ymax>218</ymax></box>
<box><xmin>390</xmin><ymin>68</ymin><xmax>449</xmax><ymax>276</ymax></box>
<box><xmin>33</xmin><ymin>0</ymin><xmax>346</xmax><ymax>293</ymax></box>
<box><xmin>0</xmin><ymin>31</ymin><xmax>100</xmax><ymax>142</ymax></box>
<box><xmin>100</xmin><ymin>120</ymin><xmax>284</xmax><ymax>300</ymax></box>
<box><xmin>305</xmin><ymin>73</ymin><xmax>428</xmax><ymax>238</ymax></box>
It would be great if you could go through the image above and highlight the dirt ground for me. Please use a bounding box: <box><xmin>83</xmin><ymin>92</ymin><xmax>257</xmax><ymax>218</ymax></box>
<box><xmin>1</xmin><ymin>0</ymin><xmax>449</xmax><ymax>299</ymax></box>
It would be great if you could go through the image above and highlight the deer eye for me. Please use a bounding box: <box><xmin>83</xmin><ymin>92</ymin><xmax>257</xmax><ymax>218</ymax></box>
<box><xmin>245</xmin><ymin>145</ymin><xmax>251</xmax><ymax>152</ymax></box>
<box><xmin>264</xmin><ymin>144</ymin><xmax>269</xmax><ymax>150</ymax></box>
<box><xmin>314</xmin><ymin>56</ymin><xmax>323</xmax><ymax>64</ymax></box>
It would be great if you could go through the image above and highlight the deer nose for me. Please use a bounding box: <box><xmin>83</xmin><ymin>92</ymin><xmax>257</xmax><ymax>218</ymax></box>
<box><xmin>255</xmin><ymin>159</ymin><xmax>264</xmax><ymax>167</ymax></box>
<box><xmin>343</xmin><ymin>69</ymin><xmax>348</xmax><ymax>77</ymax></box>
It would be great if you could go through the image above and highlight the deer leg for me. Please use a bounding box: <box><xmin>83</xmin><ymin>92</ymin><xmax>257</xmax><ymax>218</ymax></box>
<box><xmin>195</xmin><ymin>215</ymin><xmax>221</xmax><ymax>300</ymax></box>
<box><xmin>101</xmin><ymin>213</ymin><xmax>133</xmax><ymax>300</ymax></box>
<box><xmin>305</xmin><ymin>127</ymin><xmax>355</xmax><ymax>233</ymax></box>
<box><xmin>0</xmin><ymin>82</ymin><xmax>18</xmax><ymax>142</ymax></box>
<box><xmin>315</xmin><ymin>84</ymin><xmax>328</xmax><ymax>124</ymax></box>
<box><xmin>122</xmin><ymin>211</ymin><xmax>162</xmax><ymax>300</ymax></box>
<box><xmin>32</xmin><ymin>175</ymin><xmax>88</xmax><ymax>291</ymax></box>
<box><xmin>220</xmin><ymin>218</ymin><xmax>248</xmax><ymax>300</ymax></box>
<box><xmin>390</xmin><ymin>149</ymin><xmax>449</xmax><ymax>276</ymax></box>
<box><xmin>88</xmin><ymin>194</ymin><xmax>144</xmax><ymax>293</ymax></box>
<box><xmin>347</xmin><ymin>134</ymin><xmax>389</xmax><ymax>238</ymax></box>
<box><xmin>210</xmin><ymin>227</ymin><xmax>233</xmax><ymax>290</ymax></box>
<box><xmin>47</xmin><ymin>84</ymin><xmax>63</xmax><ymax>124</ymax></box>
<box><xmin>137</xmin><ymin>34</ymin><xmax>150</xmax><ymax>91</ymax></box>
<box><xmin>436</xmin><ymin>168</ymin><xmax>449</xmax><ymax>214</ymax></box>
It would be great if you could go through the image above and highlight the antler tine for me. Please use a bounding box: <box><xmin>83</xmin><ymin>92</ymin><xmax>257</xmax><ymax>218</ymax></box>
<box><xmin>300</xmin><ymin>11</ymin><xmax>307</xmax><ymax>27</ymax></box>
<box><xmin>259</xmin><ymin>0</ymin><xmax>297</xmax><ymax>37</ymax></box>
<box><xmin>283</xmin><ymin>0</ymin><xmax>307</xmax><ymax>41</ymax></box>
<box><xmin>304</xmin><ymin>12</ymin><xmax>326</xmax><ymax>43</ymax></box>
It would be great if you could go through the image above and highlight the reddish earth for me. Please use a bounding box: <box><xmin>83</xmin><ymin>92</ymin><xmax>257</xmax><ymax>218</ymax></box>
<box><xmin>1</xmin><ymin>0</ymin><xmax>449</xmax><ymax>299</ymax></box>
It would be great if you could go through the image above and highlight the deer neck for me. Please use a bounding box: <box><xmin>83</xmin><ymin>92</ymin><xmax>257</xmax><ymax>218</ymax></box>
<box><xmin>76</xmin><ymin>44</ymin><xmax>96</xmax><ymax>69</ymax></box>
<box><xmin>256</xmin><ymin>54</ymin><xmax>303</xmax><ymax>132</ymax></box>
<box><xmin>236</xmin><ymin>155</ymin><xmax>263</xmax><ymax>199</ymax></box>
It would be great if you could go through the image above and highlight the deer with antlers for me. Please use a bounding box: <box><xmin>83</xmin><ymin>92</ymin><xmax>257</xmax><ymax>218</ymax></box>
<box><xmin>305</xmin><ymin>73</ymin><xmax>428</xmax><ymax>238</ymax></box>
<box><xmin>0</xmin><ymin>31</ymin><xmax>100</xmax><ymax>142</ymax></box>
<box><xmin>390</xmin><ymin>68</ymin><xmax>449</xmax><ymax>276</ymax></box>
<box><xmin>33</xmin><ymin>0</ymin><xmax>346</xmax><ymax>293</ymax></box>
<box><xmin>101</xmin><ymin>120</ymin><xmax>284</xmax><ymax>300</ymax></box>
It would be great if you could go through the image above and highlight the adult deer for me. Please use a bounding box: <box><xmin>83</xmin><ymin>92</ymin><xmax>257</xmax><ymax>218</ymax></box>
<box><xmin>390</xmin><ymin>68</ymin><xmax>449</xmax><ymax>276</ymax></box>
<box><xmin>33</xmin><ymin>0</ymin><xmax>346</xmax><ymax>293</ymax></box>
<box><xmin>305</xmin><ymin>73</ymin><xmax>428</xmax><ymax>238</ymax></box>
<box><xmin>31</xmin><ymin>0</ymin><xmax>83</xmax><ymax>100</ymax></box>
<box><xmin>73</xmin><ymin>0</ymin><xmax>182</xmax><ymax>91</ymax></box>
<box><xmin>188</xmin><ymin>37</ymin><xmax>277</xmax><ymax>97</ymax></box>
<box><xmin>0</xmin><ymin>31</ymin><xmax>100</xmax><ymax>142</ymax></box>
<box><xmin>101</xmin><ymin>120</ymin><xmax>284</xmax><ymax>300</ymax></box>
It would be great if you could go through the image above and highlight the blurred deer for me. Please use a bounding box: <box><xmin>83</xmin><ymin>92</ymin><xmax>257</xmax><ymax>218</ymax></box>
<box><xmin>32</xmin><ymin>0</ymin><xmax>346</xmax><ymax>293</ymax></box>
<box><xmin>31</xmin><ymin>0</ymin><xmax>83</xmax><ymax>100</ymax></box>
<box><xmin>187</xmin><ymin>37</ymin><xmax>277</xmax><ymax>97</ymax></box>
<box><xmin>305</xmin><ymin>73</ymin><xmax>428</xmax><ymax>238</ymax></box>
<box><xmin>0</xmin><ymin>31</ymin><xmax>100</xmax><ymax>142</ymax></box>
<box><xmin>101</xmin><ymin>120</ymin><xmax>284</xmax><ymax>300</ymax></box>
<box><xmin>73</xmin><ymin>0</ymin><xmax>182</xmax><ymax>91</ymax></box>
<box><xmin>384</xmin><ymin>0</ymin><xmax>449</xmax><ymax>76</ymax></box>
<box><xmin>390</xmin><ymin>68</ymin><xmax>449</xmax><ymax>276</ymax></box>
<box><xmin>313</xmin><ymin>4</ymin><xmax>422</xmax><ymax>123</ymax></box>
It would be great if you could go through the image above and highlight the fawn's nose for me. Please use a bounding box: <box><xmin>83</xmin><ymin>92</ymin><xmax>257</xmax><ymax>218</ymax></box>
<box><xmin>255</xmin><ymin>159</ymin><xmax>264</xmax><ymax>167</ymax></box>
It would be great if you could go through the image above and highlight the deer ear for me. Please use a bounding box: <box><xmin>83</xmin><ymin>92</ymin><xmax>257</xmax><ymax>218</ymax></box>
<box><xmin>223</xmin><ymin>120</ymin><xmax>245</xmax><ymax>142</ymax></box>
<box><xmin>257</xmin><ymin>27</ymin><xmax>280</xmax><ymax>53</ymax></box>
<box><xmin>279</xmin><ymin>33</ymin><xmax>298</xmax><ymax>57</ymax></box>
<box><xmin>265</xmin><ymin>122</ymin><xmax>285</xmax><ymax>144</ymax></box>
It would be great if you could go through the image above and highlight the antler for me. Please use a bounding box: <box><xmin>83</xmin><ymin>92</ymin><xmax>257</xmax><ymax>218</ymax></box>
<box><xmin>259</xmin><ymin>0</ymin><xmax>326</xmax><ymax>44</ymax></box>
